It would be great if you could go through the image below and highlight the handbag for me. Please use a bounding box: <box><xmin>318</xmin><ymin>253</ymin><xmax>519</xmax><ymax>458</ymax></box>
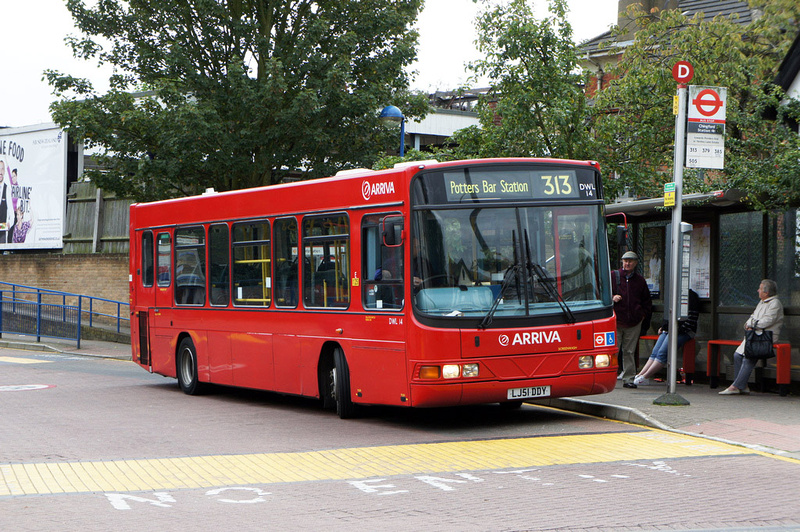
<box><xmin>744</xmin><ymin>320</ymin><xmax>775</xmax><ymax>360</ymax></box>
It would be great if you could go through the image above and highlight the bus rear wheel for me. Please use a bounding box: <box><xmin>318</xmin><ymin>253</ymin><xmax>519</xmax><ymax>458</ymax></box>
<box><xmin>332</xmin><ymin>348</ymin><xmax>356</xmax><ymax>419</ymax></box>
<box><xmin>177</xmin><ymin>337</ymin><xmax>206</xmax><ymax>395</ymax></box>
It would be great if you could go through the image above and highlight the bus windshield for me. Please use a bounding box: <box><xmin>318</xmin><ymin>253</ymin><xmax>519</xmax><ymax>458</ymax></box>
<box><xmin>412</xmin><ymin>204</ymin><xmax>611</xmax><ymax>320</ymax></box>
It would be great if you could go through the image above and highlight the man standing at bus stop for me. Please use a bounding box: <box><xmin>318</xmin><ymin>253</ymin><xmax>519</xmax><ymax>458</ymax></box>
<box><xmin>612</xmin><ymin>251</ymin><xmax>652</xmax><ymax>389</ymax></box>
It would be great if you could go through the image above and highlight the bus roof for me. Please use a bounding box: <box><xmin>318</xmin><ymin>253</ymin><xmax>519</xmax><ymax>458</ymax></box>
<box><xmin>129</xmin><ymin>158</ymin><xmax>600</xmax><ymax>228</ymax></box>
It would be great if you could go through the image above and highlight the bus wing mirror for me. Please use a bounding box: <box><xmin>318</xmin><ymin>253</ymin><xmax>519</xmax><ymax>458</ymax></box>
<box><xmin>381</xmin><ymin>215</ymin><xmax>404</xmax><ymax>248</ymax></box>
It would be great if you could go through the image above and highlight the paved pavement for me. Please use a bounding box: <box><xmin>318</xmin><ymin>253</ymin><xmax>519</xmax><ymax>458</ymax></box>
<box><xmin>0</xmin><ymin>334</ymin><xmax>132</xmax><ymax>360</ymax></box>
<box><xmin>2</xmin><ymin>334</ymin><xmax>799</xmax><ymax>462</ymax></box>
<box><xmin>538</xmin><ymin>381</ymin><xmax>800</xmax><ymax>462</ymax></box>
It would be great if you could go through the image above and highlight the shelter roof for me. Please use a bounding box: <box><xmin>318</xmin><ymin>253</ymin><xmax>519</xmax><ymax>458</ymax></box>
<box><xmin>604</xmin><ymin>189</ymin><xmax>745</xmax><ymax>219</ymax></box>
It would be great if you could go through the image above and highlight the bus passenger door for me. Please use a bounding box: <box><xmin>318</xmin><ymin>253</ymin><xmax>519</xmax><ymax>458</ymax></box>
<box><xmin>133</xmin><ymin>230</ymin><xmax>156</xmax><ymax>369</ymax></box>
<box><xmin>151</xmin><ymin>231</ymin><xmax>178</xmax><ymax>377</ymax></box>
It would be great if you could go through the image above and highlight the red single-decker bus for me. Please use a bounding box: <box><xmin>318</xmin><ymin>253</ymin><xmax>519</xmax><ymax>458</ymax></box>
<box><xmin>129</xmin><ymin>158</ymin><xmax>617</xmax><ymax>418</ymax></box>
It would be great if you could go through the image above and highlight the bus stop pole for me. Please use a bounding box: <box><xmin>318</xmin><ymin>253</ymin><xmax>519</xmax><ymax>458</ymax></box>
<box><xmin>656</xmin><ymin>82</ymin><xmax>690</xmax><ymax>406</ymax></box>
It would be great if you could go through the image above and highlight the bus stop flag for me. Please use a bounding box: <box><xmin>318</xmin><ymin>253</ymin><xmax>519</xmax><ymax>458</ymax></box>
<box><xmin>686</xmin><ymin>86</ymin><xmax>727</xmax><ymax>170</ymax></box>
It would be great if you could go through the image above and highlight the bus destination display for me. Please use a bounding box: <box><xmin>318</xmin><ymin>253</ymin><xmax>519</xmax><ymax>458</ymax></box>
<box><xmin>444</xmin><ymin>169</ymin><xmax>591</xmax><ymax>202</ymax></box>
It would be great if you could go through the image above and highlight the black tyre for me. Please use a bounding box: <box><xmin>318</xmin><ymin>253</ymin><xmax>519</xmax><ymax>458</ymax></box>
<box><xmin>333</xmin><ymin>348</ymin><xmax>356</xmax><ymax>419</ymax></box>
<box><xmin>177</xmin><ymin>337</ymin><xmax>206</xmax><ymax>395</ymax></box>
<box><xmin>321</xmin><ymin>359</ymin><xmax>336</xmax><ymax>411</ymax></box>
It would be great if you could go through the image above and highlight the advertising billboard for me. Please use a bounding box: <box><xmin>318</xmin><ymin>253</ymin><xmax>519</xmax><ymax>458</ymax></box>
<box><xmin>0</xmin><ymin>123</ymin><xmax>67</xmax><ymax>250</ymax></box>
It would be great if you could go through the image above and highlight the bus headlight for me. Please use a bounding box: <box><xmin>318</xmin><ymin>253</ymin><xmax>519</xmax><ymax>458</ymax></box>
<box><xmin>462</xmin><ymin>364</ymin><xmax>479</xmax><ymax>378</ymax></box>
<box><xmin>595</xmin><ymin>354</ymin><xmax>611</xmax><ymax>368</ymax></box>
<box><xmin>578</xmin><ymin>355</ymin><xmax>594</xmax><ymax>369</ymax></box>
<box><xmin>442</xmin><ymin>365</ymin><xmax>461</xmax><ymax>379</ymax></box>
<box><xmin>419</xmin><ymin>364</ymin><xmax>480</xmax><ymax>380</ymax></box>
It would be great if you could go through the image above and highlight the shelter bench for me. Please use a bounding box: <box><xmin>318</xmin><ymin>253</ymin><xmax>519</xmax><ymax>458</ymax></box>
<box><xmin>640</xmin><ymin>335</ymin><xmax>697</xmax><ymax>385</ymax></box>
<box><xmin>706</xmin><ymin>339</ymin><xmax>791</xmax><ymax>397</ymax></box>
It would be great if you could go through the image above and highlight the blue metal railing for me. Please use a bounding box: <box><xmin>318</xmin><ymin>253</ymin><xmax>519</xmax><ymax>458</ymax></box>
<box><xmin>0</xmin><ymin>282</ymin><xmax>130</xmax><ymax>349</ymax></box>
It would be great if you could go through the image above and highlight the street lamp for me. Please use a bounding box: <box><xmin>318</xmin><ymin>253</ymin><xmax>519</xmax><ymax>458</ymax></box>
<box><xmin>379</xmin><ymin>105</ymin><xmax>405</xmax><ymax>157</ymax></box>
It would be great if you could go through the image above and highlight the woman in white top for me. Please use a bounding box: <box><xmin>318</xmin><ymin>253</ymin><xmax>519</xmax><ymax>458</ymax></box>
<box><xmin>719</xmin><ymin>279</ymin><xmax>783</xmax><ymax>395</ymax></box>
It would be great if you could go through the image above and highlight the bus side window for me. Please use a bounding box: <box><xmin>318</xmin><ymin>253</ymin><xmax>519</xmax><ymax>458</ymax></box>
<box><xmin>175</xmin><ymin>226</ymin><xmax>206</xmax><ymax>306</ymax></box>
<box><xmin>274</xmin><ymin>217</ymin><xmax>298</xmax><ymax>308</ymax></box>
<box><xmin>209</xmin><ymin>224</ymin><xmax>230</xmax><ymax>306</ymax></box>
<box><xmin>157</xmin><ymin>233</ymin><xmax>171</xmax><ymax>287</ymax></box>
<box><xmin>362</xmin><ymin>214</ymin><xmax>404</xmax><ymax>310</ymax></box>
<box><xmin>141</xmin><ymin>231</ymin><xmax>154</xmax><ymax>287</ymax></box>
<box><xmin>232</xmin><ymin>220</ymin><xmax>270</xmax><ymax>307</ymax></box>
<box><xmin>302</xmin><ymin>214</ymin><xmax>350</xmax><ymax>308</ymax></box>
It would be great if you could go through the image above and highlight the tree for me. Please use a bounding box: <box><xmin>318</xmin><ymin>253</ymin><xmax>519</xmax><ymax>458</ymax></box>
<box><xmin>443</xmin><ymin>0</ymin><xmax>593</xmax><ymax>160</ymax></box>
<box><xmin>592</xmin><ymin>0</ymin><xmax>800</xmax><ymax>208</ymax></box>
<box><xmin>47</xmin><ymin>0</ymin><xmax>426</xmax><ymax>201</ymax></box>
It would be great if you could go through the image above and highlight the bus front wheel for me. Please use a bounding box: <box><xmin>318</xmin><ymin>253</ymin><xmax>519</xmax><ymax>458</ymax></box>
<box><xmin>332</xmin><ymin>348</ymin><xmax>356</xmax><ymax>419</ymax></box>
<box><xmin>177</xmin><ymin>337</ymin><xmax>206</xmax><ymax>395</ymax></box>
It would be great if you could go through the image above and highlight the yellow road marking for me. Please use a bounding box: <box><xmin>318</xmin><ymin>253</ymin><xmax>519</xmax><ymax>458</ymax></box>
<box><xmin>0</xmin><ymin>430</ymin><xmax>760</xmax><ymax>497</ymax></box>
<box><xmin>0</xmin><ymin>356</ymin><xmax>51</xmax><ymax>365</ymax></box>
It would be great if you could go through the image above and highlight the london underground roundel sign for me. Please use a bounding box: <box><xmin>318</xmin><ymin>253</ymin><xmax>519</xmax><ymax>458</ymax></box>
<box><xmin>692</xmin><ymin>88</ymin><xmax>725</xmax><ymax>118</ymax></box>
<box><xmin>672</xmin><ymin>61</ymin><xmax>694</xmax><ymax>83</ymax></box>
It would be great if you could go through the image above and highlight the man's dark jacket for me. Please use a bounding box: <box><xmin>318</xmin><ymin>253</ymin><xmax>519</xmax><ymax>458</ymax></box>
<box><xmin>612</xmin><ymin>268</ymin><xmax>652</xmax><ymax>329</ymax></box>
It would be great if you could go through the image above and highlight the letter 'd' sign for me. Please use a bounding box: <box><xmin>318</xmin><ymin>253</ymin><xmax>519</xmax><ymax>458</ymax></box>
<box><xmin>672</xmin><ymin>61</ymin><xmax>694</xmax><ymax>83</ymax></box>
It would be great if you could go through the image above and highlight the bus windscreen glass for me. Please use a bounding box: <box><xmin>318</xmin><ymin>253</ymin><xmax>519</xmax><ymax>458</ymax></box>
<box><xmin>411</xmin><ymin>204</ymin><xmax>611</xmax><ymax>319</ymax></box>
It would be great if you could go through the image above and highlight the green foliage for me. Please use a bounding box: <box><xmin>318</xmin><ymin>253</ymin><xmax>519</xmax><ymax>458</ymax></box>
<box><xmin>446</xmin><ymin>0</ymin><xmax>594</xmax><ymax>161</ymax></box>
<box><xmin>47</xmin><ymin>0</ymin><xmax>425</xmax><ymax>201</ymax></box>
<box><xmin>592</xmin><ymin>0</ymin><xmax>800</xmax><ymax>208</ymax></box>
<box><xmin>371</xmin><ymin>149</ymin><xmax>446</xmax><ymax>171</ymax></box>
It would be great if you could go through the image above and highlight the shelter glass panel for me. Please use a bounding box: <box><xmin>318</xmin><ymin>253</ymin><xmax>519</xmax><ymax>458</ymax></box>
<box><xmin>767</xmin><ymin>209</ymin><xmax>800</xmax><ymax>306</ymax></box>
<box><xmin>718</xmin><ymin>212</ymin><xmax>762</xmax><ymax>307</ymax></box>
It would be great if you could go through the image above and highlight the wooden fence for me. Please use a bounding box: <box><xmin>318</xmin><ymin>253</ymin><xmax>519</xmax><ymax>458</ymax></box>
<box><xmin>63</xmin><ymin>182</ymin><xmax>132</xmax><ymax>254</ymax></box>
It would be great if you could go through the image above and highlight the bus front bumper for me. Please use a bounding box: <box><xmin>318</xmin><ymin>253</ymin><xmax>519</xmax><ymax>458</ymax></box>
<box><xmin>408</xmin><ymin>370</ymin><xmax>617</xmax><ymax>408</ymax></box>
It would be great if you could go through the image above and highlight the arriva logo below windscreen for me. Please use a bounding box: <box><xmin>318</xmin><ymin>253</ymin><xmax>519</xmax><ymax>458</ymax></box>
<box><xmin>362</xmin><ymin>180</ymin><xmax>396</xmax><ymax>201</ymax></box>
<box><xmin>498</xmin><ymin>331</ymin><xmax>562</xmax><ymax>346</ymax></box>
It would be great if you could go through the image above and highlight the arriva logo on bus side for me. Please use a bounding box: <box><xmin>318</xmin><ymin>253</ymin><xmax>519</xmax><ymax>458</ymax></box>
<box><xmin>362</xmin><ymin>180</ymin><xmax>396</xmax><ymax>201</ymax></box>
<box><xmin>498</xmin><ymin>331</ymin><xmax>562</xmax><ymax>347</ymax></box>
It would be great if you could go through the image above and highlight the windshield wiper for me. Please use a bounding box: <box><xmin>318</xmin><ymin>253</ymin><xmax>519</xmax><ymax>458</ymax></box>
<box><xmin>478</xmin><ymin>262</ymin><xmax>521</xmax><ymax>329</ymax></box>
<box><xmin>528</xmin><ymin>261</ymin><xmax>576</xmax><ymax>324</ymax></box>
<box><xmin>479</xmin><ymin>225</ymin><xmax>577</xmax><ymax>329</ymax></box>
<box><xmin>520</xmin><ymin>229</ymin><xmax>575</xmax><ymax>324</ymax></box>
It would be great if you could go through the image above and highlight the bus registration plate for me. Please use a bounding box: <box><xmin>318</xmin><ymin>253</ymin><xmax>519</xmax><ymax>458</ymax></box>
<box><xmin>507</xmin><ymin>385</ymin><xmax>550</xmax><ymax>400</ymax></box>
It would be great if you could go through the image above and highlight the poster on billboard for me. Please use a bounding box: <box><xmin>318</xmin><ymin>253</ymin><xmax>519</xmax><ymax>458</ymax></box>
<box><xmin>0</xmin><ymin>124</ymin><xmax>67</xmax><ymax>250</ymax></box>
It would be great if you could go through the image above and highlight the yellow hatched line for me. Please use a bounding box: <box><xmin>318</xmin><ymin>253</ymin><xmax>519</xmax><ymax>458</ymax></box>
<box><xmin>0</xmin><ymin>356</ymin><xmax>51</xmax><ymax>365</ymax></box>
<box><xmin>0</xmin><ymin>431</ymin><xmax>756</xmax><ymax>497</ymax></box>
<box><xmin>75</xmin><ymin>462</ymin><xmax>115</xmax><ymax>492</ymax></box>
<box><xmin>34</xmin><ymin>464</ymin><xmax>65</xmax><ymax>494</ymax></box>
<box><xmin>187</xmin><ymin>456</ymin><xmax>230</xmax><ymax>486</ymax></box>
<box><xmin>0</xmin><ymin>465</ymin><xmax>22</xmax><ymax>496</ymax></box>
<box><xmin>56</xmin><ymin>462</ymin><xmax>91</xmax><ymax>493</ymax></box>
<box><xmin>23</xmin><ymin>464</ymin><xmax>51</xmax><ymax>494</ymax></box>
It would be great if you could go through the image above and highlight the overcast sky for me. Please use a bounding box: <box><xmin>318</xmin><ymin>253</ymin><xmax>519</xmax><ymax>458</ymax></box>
<box><xmin>0</xmin><ymin>0</ymin><xmax>618</xmax><ymax>128</ymax></box>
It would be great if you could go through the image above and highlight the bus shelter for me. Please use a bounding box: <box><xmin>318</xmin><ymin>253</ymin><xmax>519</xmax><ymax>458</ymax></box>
<box><xmin>605</xmin><ymin>190</ymin><xmax>800</xmax><ymax>390</ymax></box>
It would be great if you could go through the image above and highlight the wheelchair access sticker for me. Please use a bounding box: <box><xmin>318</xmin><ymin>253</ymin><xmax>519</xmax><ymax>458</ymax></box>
<box><xmin>594</xmin><ymin>332</ymin><xmax>615</xmax><ymax>347</ymax></box>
